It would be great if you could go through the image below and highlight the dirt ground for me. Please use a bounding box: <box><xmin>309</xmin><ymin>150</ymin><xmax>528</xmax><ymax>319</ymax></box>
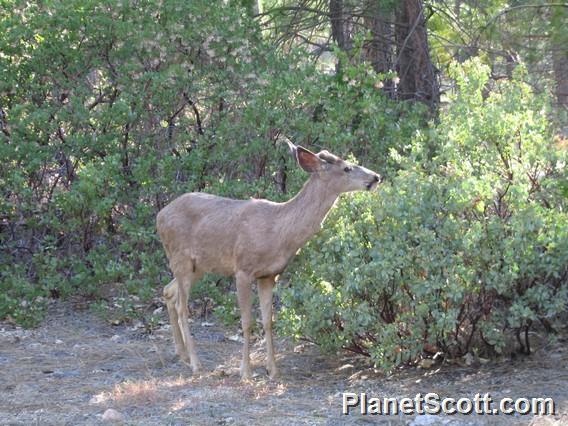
<box><xmin>1</xmin><ymin>302</ymin><xmax>567</xmax><ymax>426</ymax></box>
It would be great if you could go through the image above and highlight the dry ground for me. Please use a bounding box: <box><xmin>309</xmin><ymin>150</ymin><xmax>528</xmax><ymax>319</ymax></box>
<box><xmin>1</xmin><ymin>302</ymin><xmax>567</xmax><ymax>425</ymax></box>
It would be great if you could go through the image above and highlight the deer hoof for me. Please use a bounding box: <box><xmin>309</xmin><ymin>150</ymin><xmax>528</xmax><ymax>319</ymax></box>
<box><xmin>178</xmin><ymin>352</ymin><xmax>192</xmax><ymax>365</ymax></box>
<box><xmin>268</xmin><ymin>367</ymin><xmax>280</xmax><ymax>380</ymax></box>
<box><xmin>240</xmin><ymin>367</ymin><xmax>253</xmax><ymax>381</ymax></box>
<box><xmin>191</xmin><ymin>360</ymin><xmax>202</xmax><ymax>374</ymax></box>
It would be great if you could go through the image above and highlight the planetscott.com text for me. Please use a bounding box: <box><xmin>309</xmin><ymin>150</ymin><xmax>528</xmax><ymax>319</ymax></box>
<box><xmin>342</xmin><ymin>392</ymin><xmax>555</xmax><ymax>416</ymax></box>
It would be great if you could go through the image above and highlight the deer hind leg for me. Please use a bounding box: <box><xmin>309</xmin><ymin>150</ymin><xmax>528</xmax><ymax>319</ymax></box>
<box><xmin>173</xmin><ymin>267</ymin><xmax>203</xmax><ymax>374</ymax></box>
<box><xmin>236</xmin><ymin>271</ymin><xmax>254</xmax><ymax>380</ymax></box>
<box><xmin>258</xmin><ymin>276</ymin><xmax>278</xmax><ymax>379</ymax></box>
<box><xmin>163</xmin><ymin>278</ymin><xmax>188</xmax><ymax>362</ymax></box>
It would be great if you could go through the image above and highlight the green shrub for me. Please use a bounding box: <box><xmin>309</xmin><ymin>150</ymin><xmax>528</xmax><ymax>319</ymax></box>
<box><xmin>278</xmin><ymin>59</ymin><xmax>568</xmax><ymax>370</ymax></box>
<box><xmin>0</xmin><ymin>0</ymin><xmax>424</xmax><ymax>326</ymax></box>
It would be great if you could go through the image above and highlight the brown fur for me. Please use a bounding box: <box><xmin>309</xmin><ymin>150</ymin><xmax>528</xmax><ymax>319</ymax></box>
<box><xmin>156</xmin><ymin>142</ymin><xmax>380</xmax><ymax>380</ymax></box>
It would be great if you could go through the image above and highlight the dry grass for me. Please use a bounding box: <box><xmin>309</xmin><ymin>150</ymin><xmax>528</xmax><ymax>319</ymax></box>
<box><xmin>1</xmin><ymin>303</ymin><xmax>567</xmax><ymax>425</ymax></box>
<box><xmin>90</xmin><ymin>375</ymin><xmax>196</xmax><ymax>408</ymax></box>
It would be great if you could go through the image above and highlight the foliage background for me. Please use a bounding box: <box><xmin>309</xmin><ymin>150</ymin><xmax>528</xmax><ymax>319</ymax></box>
<box><xmin>1</xmin><ymin>0</ymin><xmax>567</xmax><ymax>368</ymax></box>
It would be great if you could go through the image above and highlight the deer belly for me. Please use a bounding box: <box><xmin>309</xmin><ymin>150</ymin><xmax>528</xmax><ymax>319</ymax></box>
<box><xmin>193</xmin><ymin>249</ymin><xmax>235</xmax><ymax>276</ymax></box>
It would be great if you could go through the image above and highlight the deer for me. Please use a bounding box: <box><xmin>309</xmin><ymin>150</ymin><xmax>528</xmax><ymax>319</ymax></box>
<box><xmin>156</xmin><ymin>140</ymin><xmax>381</xmax><ymax>380</ymax></box>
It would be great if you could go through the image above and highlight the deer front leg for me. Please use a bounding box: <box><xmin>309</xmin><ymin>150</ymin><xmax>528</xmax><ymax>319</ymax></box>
<box><xmin>236</xmin><ymin>271</ymin><xmax>253</xmax><ymax>380</ymax></box>
<box><xmin>258</xmin><ymin>276</ymin><xmax>278</xmax><ymax>379</ymax></box>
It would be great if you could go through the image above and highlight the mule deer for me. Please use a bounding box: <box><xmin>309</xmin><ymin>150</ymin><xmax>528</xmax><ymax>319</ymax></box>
<box><xmin>156</xmin><ymin>140</ymin><xmax>381</xmax><ymax>380</ymax></box>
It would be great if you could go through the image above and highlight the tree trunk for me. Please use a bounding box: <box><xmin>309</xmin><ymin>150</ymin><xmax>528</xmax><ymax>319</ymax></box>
<box><xmin>552</xmin><ymin>48</ymin><xmax>568</xmax><ymax>111</ymax></box>
<box><xmin>364</xmin><ymin>0</ymin><xmax>395</xmax><ymax>97</ymax></box>
<box><xmin>395</xmin><ymin>0</ymin><xmax>439</xmax><ymax>108</ymax></box>
<box><xmin>330</xmin><ymin>0</ymin><xmax>348</xmax><ymax>51</ymax></box>
<box><xmin>551</xmin><ymin>6</ymin><xmax>568</xmax><ymax>111</ymax></box>
<box><xmin>330</xmin><ymin>0</ymin><xmax>353</xmax><ymax>73</ymax></box>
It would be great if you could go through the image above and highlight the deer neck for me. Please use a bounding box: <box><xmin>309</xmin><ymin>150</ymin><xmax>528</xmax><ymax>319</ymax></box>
<box><xmin>278</xmin><ymin>174</ymin><xmax>340</xmax><ymax>248</ymax></box>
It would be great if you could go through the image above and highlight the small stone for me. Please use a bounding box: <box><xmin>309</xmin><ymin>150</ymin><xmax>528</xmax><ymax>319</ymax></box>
<box><xmin>212</xmin><ymin>368</ymin><xmax>228</xmax><ymax>377</ymax></box>
<box><xmin>419</xmin><ymin>358</ymin><xmax>435</xmax><ymax>369</ymax></box>
<box><xmin>227</xmin><ymin>334</ymin><xmax>242</xmax><ymax>342</ymax></box>
<box><xmin>89</xmin><ymin>394</ymin><xmax>106</xmax><ymax>404</ymax></box>
<box><xmin>102</xmin><ymin>408</ymin><xmax>124</xmax><ymax>423</ymax></box>
<box><xmin>131</xmin><ymin>320</ymin><xmax>144</xmax><ymax>330</ymax></box>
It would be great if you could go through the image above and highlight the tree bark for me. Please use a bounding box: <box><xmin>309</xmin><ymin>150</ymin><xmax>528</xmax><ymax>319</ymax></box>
<box><xmin>364</xmin><ymin>0</ymin><xmax>395</xmax><ymax>97</ymax></box>
<box><xmin>330</xmin><ymin>0</ymin><xmax>353</xmax><ymax>73</ymax></box>
<box><xmin>330</xmin><ymin>0</ymin><xmax>347</xmax><ymax>51</ymax></box>
<box><xmin>395</xmin><ymin>0</ymin><xmax>439</xmax><ymax>108</ymax></box>
<box><xmin>552</xmin><ymin>48</ymin><xmax>568</xmax><ymax>111</ymax></box>
<box><xmin>551</xmin><ymin>6</ymin><xmax>568</xmax><ymax>111</ymax></box>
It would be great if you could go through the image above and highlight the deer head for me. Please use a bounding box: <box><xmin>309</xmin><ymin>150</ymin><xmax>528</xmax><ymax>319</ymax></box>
<box><xmin>286</xmin><ymin>140</ymin><xmax>382</xmax><ymax>193</ymax></box>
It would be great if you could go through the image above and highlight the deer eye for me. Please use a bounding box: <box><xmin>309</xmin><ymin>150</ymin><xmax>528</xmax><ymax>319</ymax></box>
<box><xmin>344</xmin><ymin>166</ymin><xmax>353</xmax><ymax>173</ymax></box>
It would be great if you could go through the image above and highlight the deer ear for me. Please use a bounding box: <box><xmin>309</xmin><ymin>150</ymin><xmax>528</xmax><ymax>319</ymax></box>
<box><xmin>285</xmin><ymin>138</ymin><xmax>297</xmax><ymax>156</ymax></box>
<box><xmin>296</xmin><ymin>146</ymin><xmax>325</xmax><ymax>173</ymax></box>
